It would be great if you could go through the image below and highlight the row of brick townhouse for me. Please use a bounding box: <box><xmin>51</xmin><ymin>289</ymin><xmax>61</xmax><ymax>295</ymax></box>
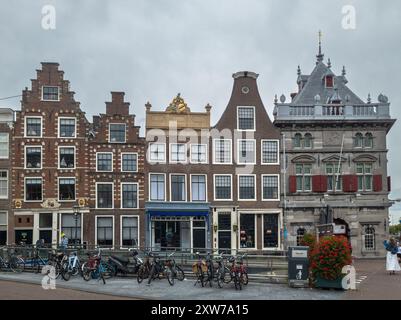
<box><xmin>0</xmin><ymin>43</ymin><xmax>396</xmax><ymax>257</ymax></box>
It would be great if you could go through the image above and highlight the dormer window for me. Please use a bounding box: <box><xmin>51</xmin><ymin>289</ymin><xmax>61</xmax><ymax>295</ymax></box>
<box><xmin>325</xmin><ymin>76</ymin><xmax>333</xmax><ymax>88</ymax></box>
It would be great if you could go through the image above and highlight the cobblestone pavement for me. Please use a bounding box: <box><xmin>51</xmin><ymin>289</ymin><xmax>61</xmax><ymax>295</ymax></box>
<box><xmin>0</xmin><ymin>272</ymin><xmax>344</xmax><ymax>300</ymax></box>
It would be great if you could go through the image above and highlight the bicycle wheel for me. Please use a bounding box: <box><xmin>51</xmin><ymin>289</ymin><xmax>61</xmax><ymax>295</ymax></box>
<box><xmin>101</xmin><ymin>263</ymin><xmax>115</xmax><ymax>279</ymax></box>
<box><xmin>216</xmin><ymin>268</ymin><xmax>224</xmax><ymax>288</ymax></box>
<box><xmin>61</xmin><ymin>262</ymin><xmax>71</xmax><ymax>281</ymax></box>
<box><xmin>81</xmin><ymin>263</ymin><xmax>91</xmax><ymax>281</ymax></box>
<box><xmin>166</xmin><ymin>267</ymin><xmax>174</xmax><ymax>286</ymax></box>
<box><xmin>137</xmin><ymin>265</ymin><xmax>145</xmax><ymax>283</ymax></box>
<box><xmin>148</xmin><ymin>265</ymin><xmax>156</xmax><ymax>285</ymax></box>
<box><xmin>9</xmin><ymin>257</ymin><xmax>25</xmax><ymax>273</ymax></box>
<box><xmin>223</xmin><ymin>267</ymin><xmax>232</xmax><ymax>284</ymax></box>
<box><xmin>174</xmin><ymin>265</ymin><xmax>185</xmax><ymax>281</ymax></box>
<box><xmin>242</xmin><ymin>272</ymin><xmax>249</xmax><ymax>286</ymax></box>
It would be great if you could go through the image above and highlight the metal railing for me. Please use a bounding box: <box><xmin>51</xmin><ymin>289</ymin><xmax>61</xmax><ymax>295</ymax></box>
<box><xmin>1</xmin><ymin>245</ymin><xmax>289</xmax><ymax>283</ymax></box>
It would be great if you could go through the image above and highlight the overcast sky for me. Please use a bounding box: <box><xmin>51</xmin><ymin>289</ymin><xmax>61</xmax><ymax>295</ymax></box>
<box><xmin>1</xmin><ymin>0</ymin><xmax>401</xmax><ymax>222</ymax></box>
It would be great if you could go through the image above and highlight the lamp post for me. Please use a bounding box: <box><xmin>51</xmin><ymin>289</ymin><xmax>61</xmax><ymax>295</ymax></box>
<box><xmin>73</xmin><ymin>205</ymin><xmax>80</xmax><ymax>249</ymax></box>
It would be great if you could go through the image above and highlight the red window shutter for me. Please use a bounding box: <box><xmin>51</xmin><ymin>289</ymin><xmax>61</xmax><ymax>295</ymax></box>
<box><xmin>343</xmin><ymin>175</ymin><xmax>357</xmax><ymax>192</ymax></box>
<box><xmin>373</xmin><ymin>175</ymin><xmax>382</xmax><ymax>192</ymax></box>
<box><xmin>312</xmin><ymin>175</ymin><xmax>320</xmax><ymax>192</ymax></box>
<box><xmin>388</xmin><ymin>176</ymin><xmax>391</xmax><ymax>192</ymax></box>
<box><xmin>320</xmin><ymin>175</ymin><xmax>328</xmax><ymax>192</ymax></box>
<box><xmin>351</xmin><ymin>175</ymin><xmax>358</xmax><ymax>192</ymax></box>
<box><xmin>289</xmin><ymin>176</ymin><xmax>297</xmax><ymax>193</ymax></box>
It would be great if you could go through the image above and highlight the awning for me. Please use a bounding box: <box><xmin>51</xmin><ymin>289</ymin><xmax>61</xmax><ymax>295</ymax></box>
<box><xmin>148</xmin><ymin>210</ymin><xmax>209</xmax><ymax>217</ymax></box>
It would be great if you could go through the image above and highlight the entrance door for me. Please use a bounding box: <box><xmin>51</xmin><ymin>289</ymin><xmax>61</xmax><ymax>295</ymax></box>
<box><xmin>15</xmin><ymin>230</ymin><xmax>33</xmax><ymax>245</ymax></box>
<box><xmin>218</xmin><ymin>213</ymin><xmax>231</xmax><ymax>252</ymax></box>
<box><xmin>39</xmin><ymin>213</ymin><xmax>53</xmax><ymax>244</ymax></box>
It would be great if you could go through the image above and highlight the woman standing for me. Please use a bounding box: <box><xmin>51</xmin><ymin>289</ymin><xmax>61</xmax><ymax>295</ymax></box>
<box><xmin>383</xmin><ymin>238</ymin><xmax>401</xmax><ymax>275</ymax></box>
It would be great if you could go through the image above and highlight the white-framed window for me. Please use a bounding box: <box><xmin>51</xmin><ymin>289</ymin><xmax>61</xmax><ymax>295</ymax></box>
<box><xmin>238</xmin><ymin>175</ymin><xmax>256</xmax><ymax>201</ymax></box>
<box><xmin>363</xmin><ymin>225</ymin><xmax>376</xmax><ymax>251</ymax></box>
<box><xmin>262</xmin><ymin>175</ymin><xmax>279</xmax><ymax>201</ymax></box>
<box><xmin>261</xmin><ymin>140</ymin><xmax>279</xmax><ymax>165</ymax></box>
<box><xmin>365</xmin><ymin>133</ymin><xmax>373</xmax><ymax>148</ymax></box>
<box><xmin>357</xmin><ymin>163</ymin><xmax>373</xmax><ymax>191</ymax></box>
<box><xmin>121</xmin><ymin>153</ymin><xmax>138</xmax><ymax>172</ymax></box>
<box><xmin>304</xmin><ymin>133</ymin><xmax>313</xmax><ymax>148</ymax></box>
<box><xmin>149</xmin><ymin>143</ymin><xmax>166</xmax><ymax>163</ymax></box>
<box><xmin>170</xmin><ymin>143</ymin><xmax>187</xmax><ymax>163</ymax></box>
<box><xmin>96</xmin><ymin>183</ymin><xmax>114</xmax><ymax>209</ymax></box>
<box><xmin>170</xmin><ymin>174</ymin><xmax>186</xmax><ymax>202</ymax></box>
<box><xmin>121</xmin><ymin>183</ymin><xmax>138</xmax><ymax>209</ymax></box>
<box><xmin>149</xmin><ymin>173</ymin><xmax>166</xmax><ymax>201</ymax></box>
<box><xmin>58</xmin><ymin>117</ymin><xmax>76</xmax><ymax>138</ymax></box>
<box><xmin>0</xmin><ymin>133</ymin><xmax>9</xmax><ymax>159</ymax></box>
<box><xmin>59</xmin><ymin>146</ymin><xmax>75</xmax><ymax>169</ymax></box>
<box><xmin>0</xmin><ymin>211</ymin><xmax>8</xmax><ymax>245</ymax></box>
<box><xmin>326</xmin><ymin>163</ymin><xmax>342</xmax><ymax>192</ymax></box>
<box><xmin>96</xmin><ymin>152</ymin><xmax>113</xmax><ymax>172</ymax></box>
<box><xmin>237</xmin><ymin>139</ymin><xmax>256</xmax><ymax>164</ymax></box>
<box><xmin>42</xmin><ymin>86</ymin><xmax>60</xmax><ymax>101</ymax></box>
<box><xmin>96</xmin><ymin>216</ymin><xmax>114</xmax><ymax>247</ymax></box>
<box><xmin>239</xmin><ymin>213</ymin><xmax>257</xmax><ymax>249</ymax></box>
<box><xmin>295</xmin><ymin>164</ymin><xmax>312</xmax><ymax>192</ymax></box>
<box><xmin>25</xmin><ymin>146</ymin><xmax>42</xmax><ymax>169</ymax></box>
<box><xmin>262</xmin><ymin>213</ymin><xmax>280</xmax><ymax>249</ymax></box>
<box><xmin>60</xmin><ymin>213</ymin><xmax>82</xmax><ymax>245</ymax></box>
<box><xmin>190</xmin><ymin>174</ymin><xmax>207</xmax><ymax>202</ymax></box>
<box><xmin>237</xmin><ymin>106</ymin><xmax>255</xmax><ymax>131</ymax></box>
<box><xmin>213</xmin><ymin>139</ymin><xmax>232</xmax><ymax>164</ymax></box>
<box><xmin>0</xmin><ymin>171</ymin><xmax>8</xmax><ymax>199</ymax></box>
<box><xmin>25</xmin><ymin>116</ymin><xmax>42</xmax><ymax>137</ymax></box>
<box><xmin>354</xmin><ymin>133</ymin><xmax>364</xmax><ymax>148</ymax></box>
<box><xmin>120</xmin><ymin>215</ymin><xmax>139</xmax><ymax>248</ymax></box>
<box><xmin>214</xmin><ymin>174</ymin><xmax>232</xmax><ymax>201</ymax></box>
<box><xmin>109</xmin><ymin>123</ymin><xmax>126</xmax><ymax>143</ymax></box>
<box><xmin>58</xmin><ymin>177</ymin><xmax>76</xmax><ymax>201</ymax></box>
<box><xmin>190</xmin><ymin>144</ymin><xmax>207</xmax><ymax>164</ymax></box>
<box><xmin>24</xmin><ymin>177</ymin><xmax>43</xmax><ymax>202</ymax></box>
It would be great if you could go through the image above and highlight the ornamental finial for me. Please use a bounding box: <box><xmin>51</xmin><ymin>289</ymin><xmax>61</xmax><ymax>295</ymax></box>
<box><xmin>316</xmin><ymin>30</ymin><xmax>324</xmax><ymax>63</ymax></box>
<box><xmin>297</xmin><ymin>65</ymin><xmax>301</xmax><ymax>76</ymax></box>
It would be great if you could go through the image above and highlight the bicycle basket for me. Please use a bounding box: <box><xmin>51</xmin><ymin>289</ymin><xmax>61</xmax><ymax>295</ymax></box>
<box><xmin>201</xmin><ymin>261</ymin><xmax>208</xmax><ymax>273</ymax></box>
<box><xmin>192</xmin><ymin>262</ymin><xmax>199</xmax><ymax>274</ymax></box>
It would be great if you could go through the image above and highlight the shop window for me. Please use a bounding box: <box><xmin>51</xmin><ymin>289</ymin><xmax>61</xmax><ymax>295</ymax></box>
<box><xmin>240</xmin><ymin>214</ymin><xmax>255</xmax><ymax>249</ymax></box>
<box><xmin>61</xmin><ymin>214</ymin><xmax>81</xmax><ymax>245</ymax></box>
<box><xmin>263</xmin><ymin>214</ymin><xmax>278</xmax><ymax>248</ymax></box>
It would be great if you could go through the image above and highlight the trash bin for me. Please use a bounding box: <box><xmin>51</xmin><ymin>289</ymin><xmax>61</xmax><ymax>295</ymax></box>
<box><xmin>288</xmin><ymin>246</ymin><xmax>309</xmax><ymax>288</ymax></box>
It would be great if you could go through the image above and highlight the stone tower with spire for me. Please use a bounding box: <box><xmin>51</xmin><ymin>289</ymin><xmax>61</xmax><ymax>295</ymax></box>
<box><xmin>273</xmin><ymin>34</ymin><xmax>396</xmax><ymax>258</ymax></box>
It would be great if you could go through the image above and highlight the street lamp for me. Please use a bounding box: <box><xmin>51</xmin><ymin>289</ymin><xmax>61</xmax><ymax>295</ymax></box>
<box><xmin>73</xmin><ymin>205</ymin><xmax>80</xmax><ymax>249</ymax></box>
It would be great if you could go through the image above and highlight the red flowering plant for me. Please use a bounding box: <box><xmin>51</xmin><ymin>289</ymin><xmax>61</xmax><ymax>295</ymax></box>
<box><xmin>309</xmin><ymin>236</ymin><xmax>352</xmax><ymax>280</ymax></box>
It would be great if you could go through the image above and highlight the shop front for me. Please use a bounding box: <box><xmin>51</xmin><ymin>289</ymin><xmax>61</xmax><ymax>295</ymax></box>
<box><xmin>145</xmin><ymin>202</ymin><xmax>211</xmax><ymax>252</ymax></box>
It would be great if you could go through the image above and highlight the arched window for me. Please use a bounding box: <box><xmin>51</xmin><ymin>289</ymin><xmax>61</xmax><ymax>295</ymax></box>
<box><xmin>364</xmin><ymin>225</ymin><xmax>375</xmax><ymax>251</ymax></box>
<box><xmin>293</xmin><ymin>133</ymin><xmax>302</xmax><ymax>148</ymax></box>
<box><xmin>365</xmin><ymin>133</ymin><xmax>373</xmax><ymax>148</ymax></box>
<box><xmin>296</xmin><ymin>228</ymin><xmax>306</xmax><ymax>246</ymax></box>
<box><xmin>325</xmin><ymin>76</ymin><xmax>333</xmax><ymax>88</ymax></box>
<box><xmin>304</xmin><ymin>133</ymin><xmax>313</xmax><ymax>148</ymax></box>
<box><xmin>354</xmin><ymin>133</ymin><xmax>364</xmax><ymax>148</ymax></box>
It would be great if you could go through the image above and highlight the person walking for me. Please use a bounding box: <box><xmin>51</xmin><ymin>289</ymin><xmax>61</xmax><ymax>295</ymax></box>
<box><xmin>383</xmin><ymin>238</ymin><xmax>401</xmax><ymax>275</ymax></box>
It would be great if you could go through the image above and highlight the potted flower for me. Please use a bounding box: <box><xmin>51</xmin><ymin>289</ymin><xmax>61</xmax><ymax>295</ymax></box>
<box><xmin>309</xmin><ymin>236</ymin><xmax>352</xmax><ymax>289</ymax></box>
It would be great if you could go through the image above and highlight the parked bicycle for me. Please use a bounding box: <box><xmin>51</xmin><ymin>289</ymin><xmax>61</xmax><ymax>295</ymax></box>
<box><xmin>165</xmin><ymin>252</ymin><xmax>185</xmax><ymax>285</ymax></box>
<box><xmin>147</xmin><ymin>252</ymin><xmax>174</xmax><ymax>285</ymax></box>
<box><xmin>226</xmin><ymin>255</ymin><xmax>248</xmax><ymax>290</ymax></box>
<box><xmin>61</xmin><ymin>251</ymin><xmax>82</xmax><ymax>281</ymax></box>
<box><xmin>137</xmin><ymin>251</ymin><xmax>152</xmax><ymax>284</ymax></box>
<box><xmin>81</xmin><ymin>249</ymin><xmax>114</xmax><ymax>284</ymax></box>
<box><xmin>0</xmin><ymin>247</ymin><xmax>25</xmax><ymax>273</ymax></box>
<box><xmin>47</xmin><ymin>250</ymin><xmax>65</xmax><ymax>279</ymax></box>
<box><xmin>193</xmin><ymin>252</ymin><xmax>208</xmax><ymax>287</ymax></box>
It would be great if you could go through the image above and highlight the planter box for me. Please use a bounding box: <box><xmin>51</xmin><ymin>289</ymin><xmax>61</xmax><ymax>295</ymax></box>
<box><xmin>314</xmin><ymin>276</ymin><xmax>344</xmax><ymax>289</ymax></box>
